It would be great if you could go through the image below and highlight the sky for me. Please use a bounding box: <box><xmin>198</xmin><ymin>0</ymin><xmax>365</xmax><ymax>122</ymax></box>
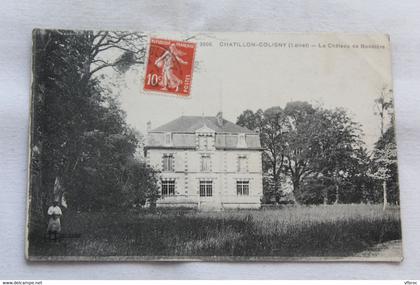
<box><xmin>101</xmin><ymin>32</ymin><xmax>393</xmax><ymax>150</ymax></box>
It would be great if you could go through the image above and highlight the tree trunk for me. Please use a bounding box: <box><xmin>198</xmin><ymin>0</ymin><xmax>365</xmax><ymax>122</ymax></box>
<box><xmin>291</xmin><ymin>177</ymin><xmax>300</xmax><ymax>204</ymax></box>
<box><xmin>323</xmin><ymin>191</ymin><xmax>328</xmax><ymax>205</ymax></box>
<box><xmin>273</xmin><ymin>175</ymin><xmax>279</xmax><ymax>197</ymax></box>
<box><xmin>383</xmin><ymin>180</ymin><xmax>387</xmax><ymax>211</ymax></box>
<box><xmin>334</xmin><ymin>183</ymin><xmax>339</xmax><ymax>204</ymax></box>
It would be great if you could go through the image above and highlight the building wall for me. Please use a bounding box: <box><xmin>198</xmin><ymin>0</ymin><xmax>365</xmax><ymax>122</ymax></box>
<box><xmin>146</xmin><ymin>148</ymin><xmax>263</xmax><ymax>209</ymax></box>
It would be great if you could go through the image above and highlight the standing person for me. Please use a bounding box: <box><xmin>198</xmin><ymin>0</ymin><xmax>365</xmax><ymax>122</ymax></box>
<box><xmin>47</xmin><ymin>200</ymin><xmax>62</xmax><ymax>241</ymax></box>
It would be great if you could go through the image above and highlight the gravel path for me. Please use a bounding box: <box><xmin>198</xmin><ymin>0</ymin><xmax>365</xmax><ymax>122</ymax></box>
<box><xmin>354</xmin><ymin>240</ymin><xmax>403</xmax><ymax>259</ymax></box>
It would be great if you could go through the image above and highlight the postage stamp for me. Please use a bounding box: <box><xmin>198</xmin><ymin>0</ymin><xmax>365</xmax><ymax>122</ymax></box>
<box><xmin>143</xmin><ymin>38</ymin><xmax>196</xmax><ymax>97</ymax></box>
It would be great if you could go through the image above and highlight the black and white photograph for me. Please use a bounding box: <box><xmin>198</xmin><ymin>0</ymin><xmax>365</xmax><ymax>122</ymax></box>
<box><xmin>26</xmin><ymin>30</ymin><xmax>402</xmax><ymax>261</ymax></box>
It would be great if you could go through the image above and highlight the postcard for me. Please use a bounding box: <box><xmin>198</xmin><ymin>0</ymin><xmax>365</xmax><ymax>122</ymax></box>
<box><xmin>26</xmin><ymin>30</ymin><xmax>401</xmax><ymax>261</ymax></box>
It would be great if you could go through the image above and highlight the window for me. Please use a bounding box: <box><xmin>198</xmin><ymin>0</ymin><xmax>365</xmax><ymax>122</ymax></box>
<box><xmin>162</xmin><ymin>154</ymin><xmax>174</xmax><ymax>172</ymax></box>
<box><xmin>164</xmin><ymin>132</ymin><xmax>172</xmax><ymax>145</ymax></box>
<box><xmin>198</xmin><ymin>136</ymin><xmax>207</xmax><ymax>149</ymax></box>
<box><xmin>238</xmin><ymin>155</ymin><xmax>248</xmax><ymax>172</ymax></box>
<box><xmin>200</xmin><ymin>154</ymin><xmax>211</xmax><ymax>172</ymax></box>
<box><xmin>238</xmin><ymin>133</ymin><xmax>247</xmax><ymax>147</ymax></box>
<box><xmin>199</xmin><ymin>180</ymin><xmax>213</xmax><ymax>197</ymax></box>
<box><xmin>237</xmin><ymin>181</ymin><xmax>249</xmax><ymax>196</ymax></box>
<box><xmin>198</xmin><ymin>135</ymin><xmax>213</xmax><ymax>150</ymax></box>
<box><xmin>162</xmin><ymin>180</ymin><xmax>175</xmax><ymax>196</ymax></box>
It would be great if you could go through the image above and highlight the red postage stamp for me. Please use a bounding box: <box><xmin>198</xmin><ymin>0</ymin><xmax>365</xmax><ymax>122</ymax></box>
<box><xmin>143</xmin><ymin>38</ymin><xmax>196</xmax><ymax>97</ymax></box>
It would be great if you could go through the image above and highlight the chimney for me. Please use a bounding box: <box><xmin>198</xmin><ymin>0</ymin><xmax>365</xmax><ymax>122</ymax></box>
<box><xmin>146</xmin><ymin>121</ymin><xmax>152</xmax><ymax>133</ymax></box>
<box><xmin>216</xmin><ymin>112</ymin><xmax>223</xmax><ymax>127</ymax></box>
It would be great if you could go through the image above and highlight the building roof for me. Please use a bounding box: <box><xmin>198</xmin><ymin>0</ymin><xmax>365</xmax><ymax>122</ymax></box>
<box><xmin>150</xmin><ymin>116</ymin><xmax>257</xmax><ymax>134</ymax></box>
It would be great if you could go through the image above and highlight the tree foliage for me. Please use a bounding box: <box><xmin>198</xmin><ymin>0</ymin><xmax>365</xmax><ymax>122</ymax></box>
<box><xmin>237</xmin><ymin>107</ymin><xmax>289</xmax><ymax>202</ymax></box>
<box><xmin>237</xmin><ymin>102</ymin><xmax>369</xmax><ymax>204</ymax></box>
<box><xmin>369</xmin><ymin>124</ymin><xmax>399</xmax><ymax>206</ymax></box>
<box><xmin>369</xmin><ymin>86</ymin><xmax>398</xmax><ymax>209</ymax></box>
<box><xmin>30</xmin><ymin>30</ymin><xmax>158</xmax><ymax>220</ymax></box>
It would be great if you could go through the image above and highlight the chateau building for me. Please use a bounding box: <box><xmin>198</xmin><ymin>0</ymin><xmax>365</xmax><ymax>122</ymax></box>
<box><xmin>145</xmin><ymin>112</ymin><xmax>263</xmax><ymax>210</ymax></box>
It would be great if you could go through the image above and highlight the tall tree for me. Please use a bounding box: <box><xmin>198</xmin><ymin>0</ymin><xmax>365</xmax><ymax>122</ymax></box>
<box><xmin>309</xmin><ymin>108</ymin><xmax>364</xmax><ymax>204</ymax></box>
<box><xmin>238</xmin><ymin>102</ymin><xmax>366</xmax><ymax>204</ymax></box>
<box><xmin>340</xmin><ymin>147</ymin><xmax>374</xmax><ymax>204</ymax></box>
<box><xmin>283</xmin><ymin>101</ymin><xmax>320</xmax><ymax>201</ymax></box>
<box><xmin>30</xmin><ymin>29</ymin><xmax>152</xmax><ymax>216</ymax></box>
<box><xmin>371</xmin><ymin>86</ymin><xmax>395</xmax><ymax>210</ymax></box>
<box><xmin>374</xmin><ymin>86</ymin><xmax>394</xmax><ymax>137</ymax></box>
<box><xmin>237</xmin><ymin>108</ymin><xmax>288</xmax><ymax>201</ymax></box>
<box><xmin>369</xmin><ymin>124</ymin><xmax>399</xmax><ymax>209</ymax></box>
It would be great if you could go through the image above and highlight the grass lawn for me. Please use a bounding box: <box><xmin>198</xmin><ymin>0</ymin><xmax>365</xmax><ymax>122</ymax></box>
<box><xmin>28</xmin><ymin>204</ymin><xmax>402</xmax><ymax>259</ymax></box>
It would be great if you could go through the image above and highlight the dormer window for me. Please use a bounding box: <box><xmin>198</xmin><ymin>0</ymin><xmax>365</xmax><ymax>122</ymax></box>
<box><xmin>198</xmin><ymin>135</ymin><xmax>208</xmax><ymax>150</ymax></box>
<box><xmin>198</xmin><ymin>134</ymin><xmax>213</xmax><ymax>150</ymax></box>
<box><xmin>164</xmin><ymin>132</ymin><xmax>172</xmax><ymax>145</ymax></box>
<box><xmin>195</xmin><ymin>125</ymin><xmax>215</xmax><ymax>150</ymax></box>
<box><xmin>237</xmin><ymin>133</ymin><xmax>247</xmax><ymax>148</ymax></box>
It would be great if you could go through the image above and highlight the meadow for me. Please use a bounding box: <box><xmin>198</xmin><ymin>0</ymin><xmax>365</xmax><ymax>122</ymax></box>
<box><xmin>28</xmin><ymin>204</ymin><xmax>402</xmax><ymax>259</ymax></box>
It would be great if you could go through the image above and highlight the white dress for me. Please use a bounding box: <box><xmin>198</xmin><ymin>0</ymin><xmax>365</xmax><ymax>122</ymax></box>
<box><xmin>47</xmin><ymin>206</ymin><xmax>62</xmax><ymax>232</ymax></box>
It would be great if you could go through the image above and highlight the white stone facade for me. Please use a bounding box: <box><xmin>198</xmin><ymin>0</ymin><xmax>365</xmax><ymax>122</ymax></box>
<box><xmin>145</xmin><ymin>115</ymin><xmax>263</xmax><ymax>210</ymax></box>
